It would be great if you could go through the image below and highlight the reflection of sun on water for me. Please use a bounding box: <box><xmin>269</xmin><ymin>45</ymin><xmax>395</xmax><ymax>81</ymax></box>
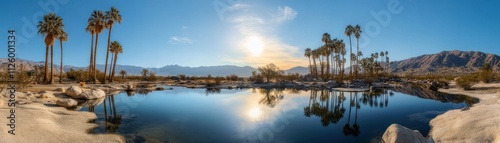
<box><xmin>247</xmin><ymin>107</ymin><xmax>262</xmax><ymax>120</ymax></box>
<box><xmin>245</xmin><ymin>36</ymin><xmax>264</xmax><ymax>57</ymax></box>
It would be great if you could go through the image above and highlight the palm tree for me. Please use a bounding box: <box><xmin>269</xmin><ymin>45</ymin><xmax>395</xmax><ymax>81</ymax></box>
<box><xmin>304</xmin><ymin>48</ymin><xmax>312</xmax><ymax>76</ymax></box>
<box><xmin>322</xmin><ymin>33</ymin><xmax>331</xmax><ymax>79</ymax></box>
<box><xmin>345</xmin><ymin>25</ymin><xmax>354</xmax><ymax>77</ymax></box>
<box><xmin>380</xmin><ymin>51</ymin><xmax>385</xmax><ymax>72</ymax></box>
<box><xmin>86</xmin><ymin>24</ymin><xmax>95</xmax><ymax>81</ymax></box>
<box><xmin>109</xmin><ymin>41</ymin><xmax>123</xmax><ymax>82</ymax></box>
<box><xmin>88</xmin><ymin>10</ymin><xmax>107</xmax><ymax>83</ymax></box>
<box><xmin>353</xmin><ymin>25</ymin><xmax>362</xmax><ymax>78</ymax></box>
<box><xmin>104</xmin><ymin>7</ymin><xmax>122</xmax><ymax>83</ymax></box>
<box><xmin>58</xmin><ymin>31</ymin><xmax>68</xmax><ymax>83</ymax></box>
<box><xmin>37</xmin><ymin>13</ymin><xmax>64</xmax><ymax>84</ymax></box>
<box><xmin>119</xmin><ymin>70</ymin><xmax>127</xmax><ymax>80</ymax></box>
<box><xmin>312</xmin><ymin>49</ymin><xmax>319</xmax><ymax>79</ymax></box>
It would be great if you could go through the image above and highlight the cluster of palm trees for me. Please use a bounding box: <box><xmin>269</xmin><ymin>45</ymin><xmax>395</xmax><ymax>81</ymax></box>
<box><xmin>359</xmin><ymin>51</ymin><xmax>390</xmax><ymax>76</ymax></box>
<box><xmin>37</xmin><ymin>13</ymin><xmax>68</xmax><ymax>84</ymax></box>
<box><xmin>37</xmin><ymin>7</ymin><xmax>123</xmax><ymax>85</ymax></box>
<box><xmin>304</xmin><ymin>25</ymin><xmax>362</xmax><ymax>81</ymax></box>
<box><xmin>86</xmin><ymin>7</ymin><xmax>123</xmax><ymax>83</ymax></box>
<box><xmin>305</xmin><ymin>24</ymin><xmax>392</xmax><ymax>81</ymax></box>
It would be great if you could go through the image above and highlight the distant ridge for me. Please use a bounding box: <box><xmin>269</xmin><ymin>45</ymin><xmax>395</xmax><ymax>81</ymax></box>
<box><xmin>390</xmin><ymin>50</ymin><xmax>500</xmax><ymax>75</ymax></box>
<box><xmin>0</xmin><ymin>58</ymin><xmax>308</xmax><ymax>77</ymax></box>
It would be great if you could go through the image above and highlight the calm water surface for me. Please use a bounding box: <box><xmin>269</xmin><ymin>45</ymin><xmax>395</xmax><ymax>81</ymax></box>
<box><xmin>78</xmin><ymin>86</ymin><xmax>477</xmax><ymax>143</ymax></box>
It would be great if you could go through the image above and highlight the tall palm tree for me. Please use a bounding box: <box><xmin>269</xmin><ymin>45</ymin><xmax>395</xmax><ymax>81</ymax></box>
<box><xmin>339</xmin><ymin>40</ymin><xmax>346</xmax><ymax>81</ymax></box>
<box><xmin>109</xmin><ymin>41</ymin><xmax>123</xmax><ymax>82</ymax></box>
<box><xmin>88</xmin><ymin>10</ymin><xmax>107</xmax><ymax>83</ymax></box>
<box><xmin>58</xmin><ymin>31</ymin><xmax>68</xmax><ymax>83</ymax></box>
<box><xmin>119</xmin><ymin>70</ymin><xmax>127</xmax><ymax>80</ymax></box>
<box><xmin>37</xmin><ymin>13</ymin><xmax>64</xmax><ymax>84</ymax></box>
<box><xmin>353</xmin><ymin>25</ymin><xmax>362</xmax><ymax>78</ymax></box>
<box><xmin>104</xmin><ymin>7</ymin><xmax>122</xmax><ymax>83</ymax></box>
<box><xmin>312</xmin><ymin>49</ymin><xmax>319</xmax><ymax>79</ymax></box>
<box><xmin>345</xmin><ymin>25</ymin><xmax>354</xmax><ymax>78</ymax></box>
<box><xmin>86</xmin><ymin>23</ymin><xmax>96</xmax><ymax>81</ymax></box>
<box><xmin>304</xmin><ymin>48</ymin><xmax>312</xmax><ymax>76</ymax></box>
<box><xmin>322</xmin><ymin>33</ymin><xmax>331</xmax><ymax>79</ymax></box>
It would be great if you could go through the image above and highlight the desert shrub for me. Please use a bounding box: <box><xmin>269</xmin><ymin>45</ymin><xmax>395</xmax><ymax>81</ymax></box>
<box><xmin>249</xmin><ymin>71</ymin><xmax>264</xmax><ymax>84</ymax></box>
<box><xmin>66</xmin><ymin>68</ymin><xmax>88</xmax><ymax>82</ymax></box>
<box><xmin>479</xmin><ymin>63</ymin><xmax>494</xmax><ymax>83</ymax></box>
<box><xmin>455</xmin><ymin>74</ymin><xmax>478</xmax><ymax>90</ymax></box>
<box><xmin>226</xmin><ymin>74</ymin><xmax>239</xmax><ymax>81</ymax></box>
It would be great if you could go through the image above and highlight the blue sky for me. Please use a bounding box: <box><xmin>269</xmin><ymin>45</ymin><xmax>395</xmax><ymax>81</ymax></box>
<box><xmin>1</xmin><ymin>0</ymin><xmax>499</xmax><ymax>69</ymax></box>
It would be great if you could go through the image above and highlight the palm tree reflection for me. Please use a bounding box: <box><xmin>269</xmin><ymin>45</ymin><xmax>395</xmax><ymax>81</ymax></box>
<box><xmin>304</xmin><ymin>89</ymin><xmax>346</xmax><ymax>127</ymax></box>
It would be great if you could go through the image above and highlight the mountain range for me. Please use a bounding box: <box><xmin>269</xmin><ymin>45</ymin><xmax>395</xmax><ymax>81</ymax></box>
<box><xmin>0</xmin><ymin>50</ymin><xmax>497</xmax><ymax>77</ymax></box>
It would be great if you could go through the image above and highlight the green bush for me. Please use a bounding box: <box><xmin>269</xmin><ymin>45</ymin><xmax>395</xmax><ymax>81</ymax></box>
<box><xmin>455</xmin><ymin>74</ymin><xmax>478</xmax><ymax>90</ymax></box>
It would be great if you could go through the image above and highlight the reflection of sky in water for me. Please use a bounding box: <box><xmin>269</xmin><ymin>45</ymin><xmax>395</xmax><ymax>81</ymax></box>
<box><xmin>80</xmin><ymin>87</ymin><xmax>473</xmax><ymax>143</ymax></box>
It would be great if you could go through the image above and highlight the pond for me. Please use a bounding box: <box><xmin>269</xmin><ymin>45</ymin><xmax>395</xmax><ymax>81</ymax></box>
<box><xmin>78</xmin><ymin>86</ymin><xmax>478</xmax><ymax>143</ymax></box>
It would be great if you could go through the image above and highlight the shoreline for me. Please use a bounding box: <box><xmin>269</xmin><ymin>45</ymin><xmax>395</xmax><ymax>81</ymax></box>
<box><xmin>0</xmin><ymin>84</ymin><xmax>126</xmax><ymax>143</ymax></box>
<box><xmin>382</xmin><ymin>82</ymin><xmax>500</xmax><ymax>143</ymax></box>
<box><xmin>429</xmin><ymin>82</ymin><xmax>500</xmax><ymax>142</ymax></box>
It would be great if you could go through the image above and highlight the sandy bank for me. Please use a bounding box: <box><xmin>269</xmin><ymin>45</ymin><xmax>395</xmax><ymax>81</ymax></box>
<box><xmin>0</xmin><ymin>102</ymin><xmax>124</xmax><ymax>143</ymax></box>
<box><xmin>430</xmin><ymin>82</ymin><xmax>500</xmax><ymax>142</ymax></box>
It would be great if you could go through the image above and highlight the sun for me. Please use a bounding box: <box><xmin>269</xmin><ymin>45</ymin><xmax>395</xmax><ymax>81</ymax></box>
<box><xmin>245</xmin><ymin>36</ymin><xmax>264</xmax><ymax>56</ymax></box>
<box><xmin>248</xmin><ymin>107</ymin><xmax>262</xmax><ymax>120</ymax></box>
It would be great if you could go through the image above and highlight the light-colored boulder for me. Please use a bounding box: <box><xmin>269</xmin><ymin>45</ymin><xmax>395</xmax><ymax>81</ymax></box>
<box><xmin>77</xmin><ymin>89</ymin><xmax>106</xmax><ymax>99</ymax></box>
<box><xmin>54</xmin><ymin>87</ymin><xmax>65</xmax><ymax>92</ymax></box>
<box><xmin>382</xmin><ymin>124</ymin><xmax>427</xmax><ymax>143</ymax></box>
<box><xmin>39</xmin><ymin>91</ymin><xmax>55</xmax><ymax>99</ymax></box>
<box><xmin>56</xmin><ymin>98</ymin><xmax>78</xmax><ymax>107</ymax></box>
<box><xmin>126</xmin><ymin>82</ymin><xmax>136</xmax><ymax>91</ymax></box>
<box><xmin>66</xmin><ymin>86</ymin><xmax>83</xmax><ymax>97</ymax></box>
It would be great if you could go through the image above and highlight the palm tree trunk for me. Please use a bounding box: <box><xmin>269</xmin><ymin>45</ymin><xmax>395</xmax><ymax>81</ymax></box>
<box><xmin>104</xmin><ymin>26</ymin><xmax>113</xmax><ymax>84</ymax></box>
<box><xmin>111</xmin><ymin>53</ymin><xmax>118</xmax><ymax>82</ymax></box>
<box><xmin>93</xmin><ymin>33</ymin><xmax>99</xmax><ymax>83</ymax></box>
<box><xmin>44</xmin><ymin>45</ymin><xmax>49</xmax><ymax>84</ymax></box>
<box><xmin>50</xmin><ymin>45</ymin><xmax>54</xmax><ymax>84</ymax></box>
<box><xmin>108</xmin><ymin>53</ymin><xmax>114</xmax><ymax>80</ymax></box>
<box><xmin>60</xmin><ymin>40</ymin><xmax>63</xmax><ymax>83</ymax></box>
<box><xmin>348</xmin><ymin>36</ymin><xmax>352</xmax><ymax>78</ymax></box>
<box><xmin>308</xmin><ymin>57</ymin><xmax>312</xmax><ymax>76</ymax></box>
<box><xmin>356</xmin><ymin>39</ymin><xmax>359</xmax><ymax>79</ymax></box>
<box><xmin>89</xmin><ymin>34</ymin><xmax>94</xmax><ymax>81</ymax></box>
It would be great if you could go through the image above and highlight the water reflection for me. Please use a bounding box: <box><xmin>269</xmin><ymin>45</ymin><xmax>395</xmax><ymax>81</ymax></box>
<box><xmin>82</xmin><ymin>92</ymin><xmax>123</xmax><ymax>134</ymax></box>
<box><xmin>393</xmin><ymin>85</ymin><xmax>479</xmax><ymax>106</ymax></box>
<box><xmin>255</xmin><ymin>88</ymin><xmax>285</xmax><ymax>108</ymax></box>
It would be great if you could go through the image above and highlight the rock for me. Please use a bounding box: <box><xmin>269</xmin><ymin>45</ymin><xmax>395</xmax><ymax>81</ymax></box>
<box><xmin>54</xmin><ymin>87</ymin><xmax>65</xmax><ymax>92</ymax></box>
<box><xmin>16</xmin><ymin>99</ymin><xmax>31</xmax><ymax>105</ymax></box>
<box><xmin>66</xmin><ymin>86</ymin><xmax>83</xmax><ymax>97</ymax></box>
<box><xmin>155</xmin><ymin>87</ymin><xmax>165</xmax><ymax>90</ymax></box>
<box><xmin>39</xmin><ymin>91</ymin><xmax>55</xmax><ymax>99</ymax></box>
<box><xmin>382</xmin><ymin>124</ymin><xmax>427</xmax><ymax>143</ymax></box>
<box><xmin>77</xmin><ymin>89</ymin><xmax>106</xmax><ymax>99</ymax></box>
<box><xmin>56</xmin><ymin>98</ymin><xmax>78</xmax><ymax>107</ymax></box>
<box><xmin>126</xmin><ymin>82</ymin><xmax>136</xmax><ymax>91</ymax></box>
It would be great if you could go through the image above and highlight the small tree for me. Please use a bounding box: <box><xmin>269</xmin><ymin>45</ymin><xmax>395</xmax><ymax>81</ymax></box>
<box><xmin>258</xmin><ymin>63</ymin><xmax>284</xmax><ymax>83</ymax></box>
<box><xmin>119</xmin><ymin>70</ymin><xmax>127</xmax><ymax>80</ymax></box>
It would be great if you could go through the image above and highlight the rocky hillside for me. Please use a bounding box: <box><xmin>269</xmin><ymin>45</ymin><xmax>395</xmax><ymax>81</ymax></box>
<box><xmin>390</xmin><ymin>50</ymin><xmax>500</xmax><ymax>75</ymax></box>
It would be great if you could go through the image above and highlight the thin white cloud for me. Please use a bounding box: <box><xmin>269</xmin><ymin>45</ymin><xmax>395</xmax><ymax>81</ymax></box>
<box><xmin>275</xmin><ymin>6</ymin><xmax>298</xmax><ymax>23</ymax></box>
<box><xmin>228</xmin><ymin>3</ymin><xmax>251</xmax><ymax>11</ymax></box>
<box><xmin>181</xmin><ymin>26</ymin><xmax>189</xmax><ymax>30</ymax></box>
<box><xmin>169</xmin><ymin>36</ymin><xmax>193</xmax><ymax>44</ymax></box>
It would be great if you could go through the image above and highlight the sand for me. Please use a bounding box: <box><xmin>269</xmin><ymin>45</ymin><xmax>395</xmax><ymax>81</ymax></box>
<box><xmin>0</xmin><ymin>84</ymin><xmax>125</xmax><ymax>143</ymax></box>
<box><xmin>430</xmin><ymin>82</ymin><xmax>500</xmax><ymax>142</ymax></box>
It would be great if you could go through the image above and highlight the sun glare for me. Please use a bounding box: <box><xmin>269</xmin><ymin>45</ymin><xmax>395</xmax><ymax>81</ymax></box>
<box><xmin>248</xmin><ymin>107</ymin><xmax>262</xmax><ymax>120</ymax></box>
<box><xmin>245</xmin><ymin>36</ymin><xmax>264</xmax><ymax>56</ymax></box>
